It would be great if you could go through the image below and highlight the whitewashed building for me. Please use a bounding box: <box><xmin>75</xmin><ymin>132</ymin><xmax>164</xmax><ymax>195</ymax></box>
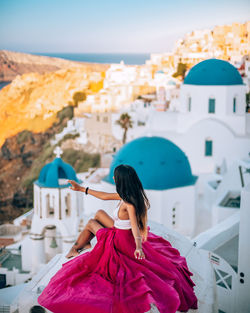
<box><xmin>141</xmin><ymin>59</ymin><xmax>250</xmax><ymax>194</ymax></box>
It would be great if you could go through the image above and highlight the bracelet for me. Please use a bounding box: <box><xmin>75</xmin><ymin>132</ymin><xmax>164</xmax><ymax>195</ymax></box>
<box><xmin>85</xmin><ymin>187</ymin><xmax>89</xmax><ymax>195</ymax></box>
<box><xmin>135</xmin><ymin>237</ymin><xmax>142</xmax><ymax>240</ymax></box>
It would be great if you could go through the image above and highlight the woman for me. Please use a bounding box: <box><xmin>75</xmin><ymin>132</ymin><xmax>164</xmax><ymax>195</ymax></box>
<box><xmin>38</xmin><ymin>164</ymin><xmax>198</xmax><ymax>313</ymax></box>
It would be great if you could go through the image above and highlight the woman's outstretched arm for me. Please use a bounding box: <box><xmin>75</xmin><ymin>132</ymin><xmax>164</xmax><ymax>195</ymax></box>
<box><xmin>68</xmin><ymin>180</ymin><xmax>121</xmax><ymax>200</ymax></box>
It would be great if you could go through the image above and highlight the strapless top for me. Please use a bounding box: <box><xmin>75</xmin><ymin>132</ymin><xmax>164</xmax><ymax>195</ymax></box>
<box><xmin>113</xmin><ymin>201</ymin><xmax>131</xmax><ymax>229</ymax></box>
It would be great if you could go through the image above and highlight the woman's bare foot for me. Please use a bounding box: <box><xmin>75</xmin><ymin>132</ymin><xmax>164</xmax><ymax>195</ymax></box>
<box><xmin>65</xmin><ymin>244</ymin><xmax>92</xmax><ymax>259</ymax></box>
<box><xmin>65</xmin><ymin>247</ymin><xmax>79</xmax><ymax>259</ymax></box>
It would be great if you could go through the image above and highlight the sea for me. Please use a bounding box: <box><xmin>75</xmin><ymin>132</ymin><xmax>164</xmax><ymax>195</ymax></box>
<box><xmin>0</xmin><ymin>81</ymin><xmax>10</xmax><ymax>90</ymax></box>
<box><xmin>33</xmin><ymin>53</ymin><xmax>151</xmax><ymax>65</ymax></box>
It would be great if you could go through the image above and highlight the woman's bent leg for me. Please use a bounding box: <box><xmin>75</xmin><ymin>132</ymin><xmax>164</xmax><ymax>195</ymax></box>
<box><xmin>94</xmin><ymin>209</ymin><xmax>114</xmax><ymax>228</ymax></box>
<box><xmin>66</xmin><ymin>219</ymin><xmax>104</xmax><ymax>258</ymax></box>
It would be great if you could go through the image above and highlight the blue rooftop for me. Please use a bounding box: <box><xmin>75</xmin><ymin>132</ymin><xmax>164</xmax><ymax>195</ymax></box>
<box><xmin>184</xmin><ymin>58</ymin><xmax>243</xmax><ymax>86</ymax></box>
<box><xmin>103</xmin><ymin>136</ymin><xmax>197</xmax><ymax>190</ymax></box>
<box><xmin>35</xmin><ymin>157</ymin><xmax>81</xmax><ymax>188</ymax></box>
<box><xmin>167</xmin><ymin>80</ymin><xmax>176</xmax><ymax>85</ymax></box>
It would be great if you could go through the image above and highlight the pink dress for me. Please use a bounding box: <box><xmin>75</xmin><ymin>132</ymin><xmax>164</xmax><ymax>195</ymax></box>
<box><xmin>37</xmin><ymin>202</ymin><xmax>198</xmax><ymax>313</ymax></box>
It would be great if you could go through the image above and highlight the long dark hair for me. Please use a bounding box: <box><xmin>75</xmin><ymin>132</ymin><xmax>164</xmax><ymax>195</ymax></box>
<box><xmin>114</xmin><ymin>164</ymin><xmax>150</xmax><ymax>240</ymax></box>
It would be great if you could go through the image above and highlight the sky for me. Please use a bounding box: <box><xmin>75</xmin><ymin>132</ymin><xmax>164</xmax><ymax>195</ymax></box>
<box><xmin>0</xmin><ymin>0</ymin><xmax>250</xmax><ymax>53</ymax></box>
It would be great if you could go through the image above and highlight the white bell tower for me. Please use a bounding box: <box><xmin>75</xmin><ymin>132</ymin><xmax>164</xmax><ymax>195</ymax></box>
<box><xmin>27</xmin><ymin>146</ymin><xmax>84</xmax><ymax>274</ymax></box>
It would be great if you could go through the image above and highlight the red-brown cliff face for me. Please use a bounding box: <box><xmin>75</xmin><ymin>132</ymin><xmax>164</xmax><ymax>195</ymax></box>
<box><xmin>0</xmin><ymin>113</ymin><xmax>70</xmax><ymax>225</ymax></box>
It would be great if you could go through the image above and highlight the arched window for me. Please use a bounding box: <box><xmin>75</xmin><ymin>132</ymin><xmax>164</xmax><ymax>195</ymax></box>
<box><xmin>65</xmin><ymin>194</ymin><xmax>71</xmax><ymax>216</ymax></box>
<box><xmin>39</xmin><ymin>192</ymin><xmax>42</xmax><ymax>219</ymax></box>
<box><xmin>46</xmin><ymin>194</ymin><xmax>54</xmax><ymax>217</ymax></box>
<box><xmin>205</xmin><ymin>138</ymin><xmax>213</xmax><ymax>156</ymax></box>
<box><xmin>233</xmin><ymin>97</ymin><xmax>237</xmax><ymax>113</ymax></box>
<box><xmin>208</xmin><ymin>98</ymin><xmax>216</xmax><ymax>113</ymax></box>
<box><xmin>34</xmin><ymin>190</ymin><xmax>38</xmax><ymax>215</ymax></box>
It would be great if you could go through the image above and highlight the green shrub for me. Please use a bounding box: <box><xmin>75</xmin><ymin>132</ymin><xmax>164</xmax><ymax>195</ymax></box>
<box><xmin>57</xmin><ymin>106</ymin><xmax>74</xmax><ymax>123</ymax></box>
<box><xmin>173</xmin><ymin>62</ymin><xmax>187</xmax><ymax>80</ymax></box>
<box><xmin>58</xmin><ymin>133</ymin><xmax>80</xmax><ymax>146</ymax></box>
<box><xmin>21</xmin><ymin>143</ymin><xmax>54</xmax><ymax>188</ymax></box>
<box><xmin>73</xmin><ymin>91</ymin><xmax>86</xmax><ymax>107</ymax></box>
<box><xmin>62</xmin><ymin>149</ymin><xmax>100</xmax><ymax>172</ymax></box>
<box><xmin>17</xmin><ymin>130</ymin><xmax>32</xmax><ymax>144</ymax></box>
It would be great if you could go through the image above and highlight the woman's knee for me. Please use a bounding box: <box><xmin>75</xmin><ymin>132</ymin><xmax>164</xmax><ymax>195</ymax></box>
<box><xmin>86</xmin><ymin>218</ymin><xmax>96</xmax><ymax>230</ymax></box>
<box><xmin>86</xmin><ymin>218</ymin><xmax>103</xmax><ymax>234</ymax></box>
<box><xmin>94</xmin><ymin>209</ymin><xmax>105</xmax><ymax>220</ymax></box>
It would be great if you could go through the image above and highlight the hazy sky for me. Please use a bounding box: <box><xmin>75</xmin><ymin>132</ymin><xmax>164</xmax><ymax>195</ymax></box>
<box><xmin>0</xmin><ymin>0</ymin><xmax>249</xmax><ymax>53</ymax></box>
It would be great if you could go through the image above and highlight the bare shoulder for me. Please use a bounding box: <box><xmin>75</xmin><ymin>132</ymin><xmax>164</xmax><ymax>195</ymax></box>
<box><xmin>124</xmin><ymin>202</ymin><xmax>136</xmax><ymax>213</ymax></box>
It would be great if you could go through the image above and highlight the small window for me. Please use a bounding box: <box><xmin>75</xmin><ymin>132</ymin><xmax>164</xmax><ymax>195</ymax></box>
<box><xmin>188</xmin><ymin>97</ymin><xmax>191</xmax><ymax>112</ymax></box>
<box><xmin>96</xmin><ymin>115</ymin><xmax>100</xmax><ymax>121</ymax></box>
<box><xmin>233</xmin><ymin>97</ymin><xmax>236</xmax><ymax>113</ymax></box>
<box><xmin>205</xmin><ymin>140</ymin><xmax>213</xmax><ymax>156</ymax></box>
<box><xmin>208</xmin><ymin>98</ymin><xmax>215</xmax><ymax>113</ymax></box>
<box><xmin>172</xmin><ymin>207</ymin><xmax>176</xmax><ymax>226</ymax></box>
<box><xmin>103</xmin><ymin>116</ymin><xmax>108</xmax><ymax>123</ymax></box>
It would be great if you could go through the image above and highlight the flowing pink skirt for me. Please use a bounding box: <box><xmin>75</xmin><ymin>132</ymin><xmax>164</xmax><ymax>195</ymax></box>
<box><xmin>37</xmin><ymin>226</ymin><xmax>198</xmax><ymax>313</ymax></box>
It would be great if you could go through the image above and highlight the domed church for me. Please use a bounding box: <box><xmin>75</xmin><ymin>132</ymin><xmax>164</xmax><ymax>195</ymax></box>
<box><xmin>97</xmin><ymin>136</ymin><xmax>198</xmax><ymax>237</ymax></box>
<box><xmin>21</xmin><ymin>147</ymin><xmax>84</xmax><ymax>274</ymax></box>
<box><xmin>147</xmin><ymin>58</ymin><xmax>250</xmax><ymax>181</ymax></box>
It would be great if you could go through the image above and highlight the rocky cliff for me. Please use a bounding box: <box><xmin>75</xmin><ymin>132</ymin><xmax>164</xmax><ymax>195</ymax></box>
<box><xmin>0</xmin><ymin>110</ymin><xmax>70</xmax><ymax>224</ymax></box>
<box><xmin>0</xmin><ymin>50</ymin><xmax>107</xmax><ymax>82</ymax></box>
<box><xmin>0</xmin><ymin>63</ymin><xmax>107</xmax><ymax>147</ymax></box>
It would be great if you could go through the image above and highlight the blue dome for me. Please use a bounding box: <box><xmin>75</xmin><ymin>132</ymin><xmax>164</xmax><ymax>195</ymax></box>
<box><xmin>184</xmin><ymin>58</ymin><xmax>243</xmax><ymax>86</ymax></box>
<box><xmin>103</xmin><ymin>136</ymin><xmax>197</xmax><ymax>190</ymax></box>
<box><xmin>167</xmin><ymin>80</ymin><xmax>176</xmax><ymax>85</ymax></box>
<box><xmin>35</xmin><ymin>158</ymin><xmax>81</xmax><ymax>188</ymax></box>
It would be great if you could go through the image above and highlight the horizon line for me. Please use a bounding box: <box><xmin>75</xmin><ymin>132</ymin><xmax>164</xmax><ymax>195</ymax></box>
<box><xmin>0</xmin><ymin>49</ymin><xmax>169</xmax><ymax>54</ymax></box>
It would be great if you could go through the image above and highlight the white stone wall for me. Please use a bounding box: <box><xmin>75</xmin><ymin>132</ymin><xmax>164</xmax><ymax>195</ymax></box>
<box><xmin>212</xmin><ymin>201</ymin><xmax>239</xmax><ymax>225</ymax></box>
<box><xmin>146</xmin><ymin>185</ymin><xmax>197</xmax><ymax>237</ymax></box>
<box><xmin>148</xmin><ymin>118</ymin><xmax>250</xmax><ymax>177</ymax></box>
<box><xmin>179</xmin><ymin>84</ymin><xmax>246</xmax><ymax>135</ymax></box>
<box><xmin>238</xmin><ymin>182</ymin><xmax>250</xmax><ymax>312</ymax></box>
<box><xmin>0</xmin><ymin>267</ymin><xmax>30</xmax><ymax>286</ymax></box>
<box><xmin>30</xmin><ymin>234</ymin><xmax>46</xmax><ymax>274</ymax></box>
<box><xmin>21</xmin><ymin>236</ymin><xmax>33</xmax><ymax>272</ymax></box>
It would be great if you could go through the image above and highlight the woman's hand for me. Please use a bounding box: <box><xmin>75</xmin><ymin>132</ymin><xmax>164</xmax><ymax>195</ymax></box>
<box><xmin>134</xmin><ymin>248</ymin><xmax>145</xmax><ymax>260</ymax></box>
<box><xmin>68</xmin><ymin>180</ymin><xmax>84</xmax><ymax>192</ymax></box>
